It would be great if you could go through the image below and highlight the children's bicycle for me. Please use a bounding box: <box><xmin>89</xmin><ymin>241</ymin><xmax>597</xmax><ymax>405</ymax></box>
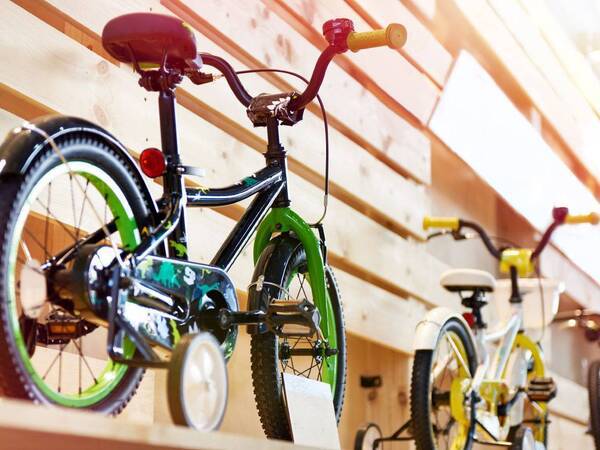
<box><xmin>355</xmin><ymin>207</ymin><xmax>598</xmax><ymax>450</ymax></box>
<box><xmin>0</xmin><ymin>12</ymin><xmax>405</xmax><ymax>436</ymax></box>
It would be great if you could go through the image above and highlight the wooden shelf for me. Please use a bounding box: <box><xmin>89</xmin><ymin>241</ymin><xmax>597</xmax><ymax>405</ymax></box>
<box><xmin>0</xmin><ymin>398</ymin><xmax>317</xmax><ymax>450</ymax></box>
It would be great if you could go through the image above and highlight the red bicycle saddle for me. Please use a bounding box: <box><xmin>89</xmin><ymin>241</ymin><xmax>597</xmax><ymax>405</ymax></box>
<box><xmin>102</xmin><ymin>13</ymin><xmax>197</xmax><ymax>68</ymax></box>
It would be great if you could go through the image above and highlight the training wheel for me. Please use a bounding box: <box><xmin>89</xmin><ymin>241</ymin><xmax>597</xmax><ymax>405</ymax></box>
<box><xmin>167</xmin><ymin>332</ymin><xmax>228</xmax><ymax>430</ymax></box>
<box><xmin>354</xmin><ymin>422</ymin><xmax>382</xmax><ymax>450</ymax></box>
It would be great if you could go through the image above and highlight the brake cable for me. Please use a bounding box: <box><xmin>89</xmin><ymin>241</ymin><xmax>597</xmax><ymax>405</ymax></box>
<box><xmin>235</xmin><ymin>69</ymin><xmax>330</xmax><ymax>226</ymax></box>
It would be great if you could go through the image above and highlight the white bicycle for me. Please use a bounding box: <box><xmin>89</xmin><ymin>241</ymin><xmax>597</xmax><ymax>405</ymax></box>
<box><xmin>409</xmin><ymin>207</ymin><xmax>598</xmax><ymax>450</ymax></box>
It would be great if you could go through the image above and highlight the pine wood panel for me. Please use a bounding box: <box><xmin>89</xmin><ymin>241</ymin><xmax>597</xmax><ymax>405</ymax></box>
<box><xmin>429</xmin><ymin>50</ymin><xmax>600</xmax><ymax>304</ymax></box>
<box><xmin>0</xmin><ymin>398</ymin><xmax>314</xmax><ymax>450</ymax></box>
<box><xmin>488</xmin><ymin>0</ymin><xmax>600</xmax><ymax>149</ymax></box>
<box><xmin>0</xmin><ymin>1</ymin><xmax>456</xmax><ymax>308</ymax></box>
<box><xmin>452</xmin><ymin>0</ymin><xmax>600</xmax><ymax>182</ymax></box>
<box><xmin>39</xmin><ymin>0</ymin><xmax>430</xmax><ymax>239</ymax></box>
<box><xmin>549</xmin><ymin>372</ymin><xmax>588</xmax><ymax>425</ymax></box>
<box><xmin>165</xmin><ymin>0</ymin><xmax>432</xmax><ymax>184</ymax></box>
<box><xmin>517</xmin><ymin>0</ymin><xmax>600</xmax><ymax>118</ymax></box>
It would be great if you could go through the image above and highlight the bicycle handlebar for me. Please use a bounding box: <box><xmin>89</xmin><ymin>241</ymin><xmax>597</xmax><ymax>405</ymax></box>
<box><xmin>424</xmin><ymin>206</ymin><xmax>598</xmax><ymax>263</ymax></box>
<box><xmin>195</xmin><ymin>18</ymin><xmax>406</xmax><ymax>116</ymax></box>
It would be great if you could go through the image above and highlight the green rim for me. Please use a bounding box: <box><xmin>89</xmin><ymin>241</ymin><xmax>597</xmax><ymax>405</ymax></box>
<box><xmin>7</xmin><ymin>162</ymin><xmax>139</xmax><ymax>407</ymax></box>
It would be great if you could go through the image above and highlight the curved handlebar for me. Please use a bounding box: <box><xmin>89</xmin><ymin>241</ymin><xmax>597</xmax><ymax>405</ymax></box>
<box><xmin>425</xmin><ymin>206</ymin><xmax>598</xmax><ymax>264</ymax></box>
<box><xmin>196</xmin><ymin>18</ymin><xmax>406</xmax><ymax>116</ymax></box>
<box><xmin>199</xmin><ymin>53</ymin><xmax>253</xmax><ymax>107</ymax></box>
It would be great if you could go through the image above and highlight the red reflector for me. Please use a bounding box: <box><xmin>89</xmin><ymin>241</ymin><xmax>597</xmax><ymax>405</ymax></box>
<box><xmin>462</xmin><ymin>312</ymin><xmax>475</xmax><ymax>328</ymax></box>
<box><xmin>139</xmin><ymin>148</ymin><xmax>166</xmax><ymax>178</ymax></box>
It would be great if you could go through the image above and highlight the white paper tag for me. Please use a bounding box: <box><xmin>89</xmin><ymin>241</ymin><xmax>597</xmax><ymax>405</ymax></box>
<box><xmin>282</xmin><ymin>373</ymin><xmax>340</xmax><ymax>449</ymax></box>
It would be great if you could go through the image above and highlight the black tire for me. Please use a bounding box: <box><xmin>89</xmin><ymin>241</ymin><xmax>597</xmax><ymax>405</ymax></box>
<box><xmin>589</xmin><ymin>360</ymin><xmax>600</xmax><ymax>449</ymax></box>
<box><xmin>0</xmin><ymin>134</ymin><xmax>154</xmax><ymax>413</ymax></box>
<box><xmin>249</xmin><ymin>235</ymin><xmax>346</xmax><ymax>440</ymax></box>
<box><xmin>354</xmin><ymin>422</ymin><xmax>382</xmax><ymax>450</ymax></box>
<box><xmin>411</xmin><ymin>318</ymin><xmax>477</xmax><ymax>450</ymax></box>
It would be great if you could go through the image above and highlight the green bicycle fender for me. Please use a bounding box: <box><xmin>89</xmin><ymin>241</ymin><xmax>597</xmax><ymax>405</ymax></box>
<box><xmin>253</xmin><ymin>207</ymin><xmax>326</xmax><ymax>315</ymax></box>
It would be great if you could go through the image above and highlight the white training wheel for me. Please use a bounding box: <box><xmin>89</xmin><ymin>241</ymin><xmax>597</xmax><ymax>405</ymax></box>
<box><xmin>354</xmin><ymin>422</ymin><xmax>383</xmax><ymax>450</ymax></box>
<box><xmin>167</xmin><ymin>332</ymin><xmax>228</xmax><ymax>430</ymax></box>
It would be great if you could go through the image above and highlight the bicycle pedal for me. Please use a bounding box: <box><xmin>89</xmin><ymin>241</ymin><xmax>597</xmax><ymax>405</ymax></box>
<box><xmin>266</xmin><ymin>299</ymin><xmax>321</xmax><ymax>337</ymax></box>
<box><xmin>526</xmin><ymin>376</ymin><xmax>557</xmax><ymax>402</ymax></box>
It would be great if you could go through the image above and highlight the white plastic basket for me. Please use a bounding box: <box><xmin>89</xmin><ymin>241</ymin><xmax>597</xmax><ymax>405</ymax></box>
<box><xmin>491</xmin><ymin>278</ymin><xmax>564</xmax><ymax>330</ymax></box>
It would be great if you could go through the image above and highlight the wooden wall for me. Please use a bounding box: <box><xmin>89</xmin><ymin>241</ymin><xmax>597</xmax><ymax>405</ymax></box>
<box><xmin>0</xmin><ymin>0</ymin><xmax>598</xmax><ymax>448</ymax></box>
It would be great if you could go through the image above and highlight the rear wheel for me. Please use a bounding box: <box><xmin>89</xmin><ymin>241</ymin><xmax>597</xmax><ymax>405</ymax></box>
<box><xmin>411</xmin><ymin>318</ymin><xmax>477</xmax><ymax>450</ymax></box>
<box><xmin>588</xmin><ymin>360</ymin><xmax>600</xmax><ymax>449</ymax></box>
<box><xmin>249</xmin><ymin>235</ymin><xmax>346</xmax><ymax>440</ymax></box>
<box><xmin>0</xmin><ymin>134</ymin><xmax>153</xmax><ymax>413</ymax></box>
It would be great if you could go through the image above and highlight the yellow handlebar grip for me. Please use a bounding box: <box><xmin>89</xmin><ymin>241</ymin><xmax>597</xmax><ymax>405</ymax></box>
<box><xmin>423</xmin><ymin>216</ymin><xmax>460</xmax><ymax>231</ymax></box>
<box><xmin>565</xmin><ymin>212</ymin><xmax>600</xmax><ymax>225</ymax></box>
<box><xmin>346</xmin><ymin>23</ymin><xmax>407</xmax><ymax>52</ymax></box>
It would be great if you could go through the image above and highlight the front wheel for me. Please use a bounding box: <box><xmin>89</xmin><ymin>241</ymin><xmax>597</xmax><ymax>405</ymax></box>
<box><xmin>411</xmin><ymin>317</ymin><xmax>477</xmax><ymax>450</ymax></box>
<box><xmin>249</xmin><ymin>235</ymin><xmax>346</xmax><ymax>440</ymax></box>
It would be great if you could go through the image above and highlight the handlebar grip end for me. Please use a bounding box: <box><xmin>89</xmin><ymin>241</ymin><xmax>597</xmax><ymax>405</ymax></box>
<box><xmin>385</xmin><ymin>23</ymin><xmax>407</xmax><ymax>50</ymax></box>
<box><xmin>346</xmin><ymin>23</ymin><xmax>407</xmax><ymax>52</ymax></box>
<box><xmin>565</xmin><ymin>212</ymin><xmax>600</xmax><ymax>225</ymax></box>
<box><xmin>423</xmin><ymin>216</ymin><xmax>460</xmax><ymax>231</ymax></box>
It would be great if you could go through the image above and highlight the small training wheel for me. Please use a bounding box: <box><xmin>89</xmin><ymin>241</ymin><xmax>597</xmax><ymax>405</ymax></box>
<box><xmin>167</xmin><ymin>332</ymin><xmax>228</xmax><ymax>430</ymax></box>
<box><xmin>354</xmin><ymin>422</ymin><xmax>382</xmax><ymax>450</ymax></box>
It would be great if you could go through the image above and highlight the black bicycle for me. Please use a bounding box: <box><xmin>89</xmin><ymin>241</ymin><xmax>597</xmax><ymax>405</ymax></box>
<box><xmin>0</xmin><ymin>12</ymin><xmax>405</xmax><ymax>437</ymax></box>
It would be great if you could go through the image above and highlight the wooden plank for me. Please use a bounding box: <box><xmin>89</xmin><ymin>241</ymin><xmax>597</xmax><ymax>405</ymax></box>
<box><xmin>0</xmin><ymin>108</ymin><xmax>22</xmax><ymax>135</ymax></box>
<box><xmin>268</xmin><ymin>0</ymin><xmax>440</xmax><ymax>124</ymax></box>
<box><xmin>337</xmin><ymin>269</ymin><xmax>426</xmax><ymax>354</ymax></box>
<box><xmin>517</xmin><ymin>0</ymin><xmax>600</xmax><ymax>118</ymax></box>
<box><xmin>549</xmin><ymin>372</ymin><xmax>589</xmax><ymax>425</ymax></box>
<box><xmin>549</xmin><ymin>416</ymin><xmax>594</xmax><ymax>450</ymax></box>
<box><xmin>452</xmin><ymin>0</ymin><xmax>600</xmax><ymax>182</ymax></box>
<box><xmin>429</xmin><ymin>50</ymin><xmax>600</xmax><ymax>298</ymax></box>
<box><xmin>488</xmin><ymin>0</ymin><xmax>600</xmax><ymax>147</ymax></box>
<box><xmin>39</xmin><ymin>0</ymin><xmax>430</xmax><ymax>240</ymax></box>
<box><xmin>541</xmin><ymin>245</ymin><xmax>600</xmax><ymax>312</ymax></box>
<box><xmin>0</xmin><ymin>398</ymin><xmax>313</xmax><ymax>450</ymax></box>
<box><xmin>346</xmin><ymin>0</ymin><xmax>453</xmax><ymax>86</ymax></box>
<box><xmin>164</xmin><ymin>0</ymin><xmax>432</xmax><ymax>185</ymax></box>
<box><xmin>2</xmin><ymin>1</ymin><xmax>455</xmax><ymax>305</ymax></box>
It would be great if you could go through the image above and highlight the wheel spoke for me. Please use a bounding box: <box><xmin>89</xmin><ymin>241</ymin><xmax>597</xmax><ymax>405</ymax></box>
<box><xmin>75</xmin><ymin>179</ymin><xmax>90</xmax><ymax>242</ymax></box>
<box><xmin>443</xmin><ymin>332</ymin><xmax>471</xmax><ymax>378</ymax></box>
<box><xmin>72</xmin><ymin>338</ymin><xmax>99</xmax><ymax>384</ymax></box>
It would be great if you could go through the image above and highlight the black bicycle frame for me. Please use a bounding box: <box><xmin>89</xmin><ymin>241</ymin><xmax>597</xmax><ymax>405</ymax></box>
<box><xmin>129</xmin><ymin>89</ymin><xmax>289</xmax><ymax>272</ymax></box>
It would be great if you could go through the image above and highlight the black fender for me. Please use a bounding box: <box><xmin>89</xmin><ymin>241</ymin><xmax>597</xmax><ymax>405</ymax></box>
<box><xmin>0</xmin><ymin>114</ymin><xmax>158</xmax><ymax>216</ymax></box>
<box><xmin>247</xmin><ymin>233</ymin><xmax>302</xmax><ymax>334</ymax></box>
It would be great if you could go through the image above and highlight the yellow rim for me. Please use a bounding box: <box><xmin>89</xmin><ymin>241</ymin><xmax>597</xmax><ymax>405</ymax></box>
<box><xmin>510</xmin><ymin>333</ymin><xmax>548</xmax><ymax>443</ymax></box>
